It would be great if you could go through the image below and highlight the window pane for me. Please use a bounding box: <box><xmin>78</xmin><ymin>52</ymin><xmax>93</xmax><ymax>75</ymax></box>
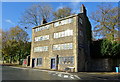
<box><xmin>68</xmin><ymin>18</ymin><xmax>73</xmax><ymax>23</ymax></box>
<box><xmin>56</xmin><ymin>33</ymin><xmax>59</xmax><ymax>38</ymax></box>
<box><xmin>37</xmin><ymin>58</ymin><xmax>42</xmax><ymax>66</ymax></box>
<box><xmin>34</xmin><ymin>35</ymin><xmax>49</xmax><ymax>42</ymax></box>
<box><xmin>54</xmin><ymin>30</ymin><xmax>73</xmax><ymax>39</ymax></box>
<box><xmin>79</xmin><ymin>18</ymin><xmax>82</xmax><ymax>24</ymax></box>
<box><xmin>54</xmin><ymin>22</ymin><xmax>59</xmax><ymax>27</ymax></box>
<box><xmin>34</xmin><ymin>46</ymin><xmax>48</xmax><ymax>52</ymax></box>
<box><xmin>68</xmin><ymin>43</ymin><xmax>73</xmax><ymax>49</ymax></box>
<box><xmin>53</xmin><ymin>43</ymin><xmax>73</xmax><ymax>51</ymax></box>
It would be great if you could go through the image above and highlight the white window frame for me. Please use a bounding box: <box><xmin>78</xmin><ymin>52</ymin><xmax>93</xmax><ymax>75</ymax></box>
<box><xmin>53</xmin><ymin>43</ymin><xmax>73</xmax><ymax>51</ymax></box>
<box><xmin>34</xmin><ymin>46</ymin><xmax>48</xmax><ymax>52</ymax></box>
<box><xmin>34</xmin><ymin>35</ymin><xmax>49</xmax><ymax>42</ymax></box>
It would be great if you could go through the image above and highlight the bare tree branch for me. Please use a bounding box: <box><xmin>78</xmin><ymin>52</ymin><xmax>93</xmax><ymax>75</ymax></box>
<box><xmin>19</xmin><ymin>4</ymin><xmax>53</xmax><ymax>28</ymax></box>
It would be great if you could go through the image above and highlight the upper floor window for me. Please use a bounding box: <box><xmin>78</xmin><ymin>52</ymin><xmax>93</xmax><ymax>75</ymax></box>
<box><xmin>54</xmin><ymin>18</ymin><xmax>73</xmax><ymax>27</ymax></box>
<box><xmin>54</xmin><ymin>29</ymin><xmax>73</xmax><ymax>39</ymax></box>
<box><xmin>34</xmin><ymin>25</ymin><xmax>50</xmax><ymax>32</ymax></box>
<box><xmin>53</xmin><ymin>43</ymin><xmax>73</xmax><ymax>51</ymax></box>
<box><xmin>54</xmin><ymin>22</ymin><xmax>59</xmax><ymax>27</ymax></box>
<box><xmin>79</xmin><ymin>30</ymin><xmax>83</xmax><ymax>37</ymax></box>
<box><xmin>79</xmin><ymin>18</ymin><xmax>82</xmax><ymax>24</ymax></box>
<box><xmin>34</xmin><ymin>46</ymin><xmax>48</xmax><ymax>52</ymax></box>
<box><xmin>35</xmin><ymin>35</ymin><xmax>49</xmax><ymax>42</ymax></box>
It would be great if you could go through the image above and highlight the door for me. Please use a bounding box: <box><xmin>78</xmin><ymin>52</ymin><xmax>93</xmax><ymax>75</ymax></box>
<box><xmin>32</xmin><ymin>58</ymin><xmax>35</xmax><ymax>68</ymax></box>
<box><xmin>27</xmin><ymin>56</ymin><xmax>30</xmax><ymax>66</ymax></box>
<box><xmin>51</xmin><ymin>58</ymin><xmax>56</xmax><ymax>69</ymax></box>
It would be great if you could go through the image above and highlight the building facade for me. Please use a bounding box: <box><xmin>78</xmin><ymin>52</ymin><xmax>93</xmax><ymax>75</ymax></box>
<box><xmin>30</xmin><ymin>5</ymin><xmax>92</xmax><ymax>72</ymax></box>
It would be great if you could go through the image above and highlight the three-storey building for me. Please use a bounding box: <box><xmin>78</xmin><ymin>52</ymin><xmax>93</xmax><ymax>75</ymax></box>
<box><xmin>30</xmin><ymin>4</ymin><xmax>92</xmax><ymax>72</ymax></box>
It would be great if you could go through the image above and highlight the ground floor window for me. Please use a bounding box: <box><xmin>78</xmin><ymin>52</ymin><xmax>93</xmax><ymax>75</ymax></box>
<box><xmin>36</xmin><ymin>58</ymin><xmax>42</xmax><ymax>66</ymax></box>
<box><xmin>59</xmin><ymin>56</ymin><xmax>74</xmax><ymax>64</ymax></box>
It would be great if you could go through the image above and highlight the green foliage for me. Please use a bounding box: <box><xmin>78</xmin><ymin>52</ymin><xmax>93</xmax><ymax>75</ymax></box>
<box><xmin>101</xmin><ymin>39</ymin><xmax>120</xmax><ymax>57</ymax></box>
<box><xmin>2</xmin><ymin>26</ymin><xmax>31</xmax><ymax>64</ymax></box>
<box><xmin>91</xmin><ymin>39</ymin><xmax>120</xmax><ymax>58</ymax></box>
<box><xmin>101</xmin><ymin>39</ymin><xmax>112</xmax><ymax>57</ymax></box>
<box><xmin>111</xmin><ymin>42</ymin><xmax>120</xmax><ymax>57</ymax></box>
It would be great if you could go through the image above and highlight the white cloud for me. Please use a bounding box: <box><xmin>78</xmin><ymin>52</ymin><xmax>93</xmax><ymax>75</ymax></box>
<box><xmin>56</xmin><ymin>3</ymin><xmax>63</xmax><ymax>10</ymax></box>
<box><xmin>5</xmin><ymin>19</ymin><xmax>15</xmax><ymax>25</ymax></box>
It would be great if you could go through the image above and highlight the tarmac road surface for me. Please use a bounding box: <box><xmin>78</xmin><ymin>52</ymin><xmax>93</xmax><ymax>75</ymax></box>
<box><xmin>2</xmin><ymin>66</ymin><xmax>79</xmax><ymax>80</ymax></box>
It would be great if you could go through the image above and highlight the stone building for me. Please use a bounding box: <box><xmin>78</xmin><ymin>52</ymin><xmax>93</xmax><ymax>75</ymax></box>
<box><xmin>30</xmin><ymin>4</ymin><xmax>92</xmax><ymax>72</ymax></box>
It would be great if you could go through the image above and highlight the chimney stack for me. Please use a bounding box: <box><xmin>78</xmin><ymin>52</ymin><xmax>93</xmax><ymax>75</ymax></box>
<box><xmin>80</xmin><ymin>4</ymin><xmax>87</xmax><ymax>16</ymax></box>
<box><xmin>41</xmin><ymin>18</ymin><xmax>47</xmax><ymax>25</ymax></box>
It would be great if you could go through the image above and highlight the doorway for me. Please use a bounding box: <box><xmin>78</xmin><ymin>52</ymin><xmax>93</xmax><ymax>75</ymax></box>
<box><xmin>27</xmin><ymin>56</ymin><xmax>30</xmax><ymax>66</ymax></box>
<box><xmin>51</xmin><ymin>58</ymin><xmax>56</xmax><ymax>69</ymax></box>
<box><xmin>32</xmin><ymin>58</ymin><xmax>35</xmax><ymax>68</ymax></box>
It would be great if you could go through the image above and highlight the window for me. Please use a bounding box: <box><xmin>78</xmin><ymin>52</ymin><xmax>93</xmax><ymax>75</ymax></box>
<box><xmin>65</xmin><ymin>29</ymin><xmax>73</xmax><ymax>36</ymax></box>
<box><xmin>54</xmin><ymin>29</ymin><xmax>73</xmax><ymax>39</ymax></box>
<box><xmin>34</xmin><ymin>25</ymin><xmax>50</xmax><ymax>32</ymax></box>
<box><xmin>34</xmin><ymin>46</ymin><xmax>48</xmax><ymax>52</ymax></box>
<box><xmin>54</xmin><ymin>33</ymin><xmax>59</xmax><ymax>38</ymax></box>
<box><xmin>53</xmin><ymin>33</ymin><xmax>56</xmax><ymax>38</ymax></box>
<box><xmin>61</xmin><ymin>20</ymin><xmax>65</xmax><ymax>25</ymax></box>
<box><xmin>69</xmin><ymin>30</ymin><xmax>73</xmax><ymax>36</ymax></box>
<box><xmin>53</xmin><ymin>45</ymin><xmax>58</xmax><ymax>50</ymax></box>
<box><xmin>34</xmin><ymin>35</ymin><xmax>49</xmax><ymax>42</ymax></box>
<box><xmin>44</xmin><ymin>46</ymin><xmax>48</xmax><ymax>51</ymax></box>
<box><xmin>61</xmin><ymin>32</ymin><xmax>65</xmax><ymax>37</ymax></box>
<box><xmin>59</xmin><ymin>56</ymin><xmax>74</xmax><ymax>64</ymax></box>
<box><xmin>79</xmin><ymin>18</ymin><xmax>82</xmax><ymax>24</ymax></box>
<box><xmin>79</xmin><ymin>30</ymin><xmax>83</xmax><ymax>36</ymax></box>
<box><xmin>53</xmin><ymin>43</ymin><xmax>73</xmax><ymax>51</ymax></box>
<box><xmin>54</xmin><ymin>18</ymin><xmax>73</xmax><ymax>27</ymax></box>
<box><xmin>54</xmin><ymin>22</ymin><xmax>59</xmax><ymax>27</ymax></box>
<box><xmin>36</xmin><ymin>58</ymin><xmax>42</xmax><ymax>66</ymax></box>
<box><xmin>34</xmin><ymin>47</ymin><xmax>39</xmax><ymax>52</ymax></box>
<box><xmin>68</xmin><ymin>18</ymin><xmax>73</xmax><ymax>23</ymax></box>
<box><xmin>69</xmin><ymin>43</ymin><xmax>73</xmax><ymax>49</ymax></box>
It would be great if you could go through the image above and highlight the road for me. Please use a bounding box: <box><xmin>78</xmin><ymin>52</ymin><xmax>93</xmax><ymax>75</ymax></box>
<box><xmin>2</xmin><ymin>66</ymin><xmax>79</xmax><ymax>80</ymax></box>
<box><xmin>1</xmin><ymin>66</ymin><xmax>120</xmax><ymax>81</ymax></box>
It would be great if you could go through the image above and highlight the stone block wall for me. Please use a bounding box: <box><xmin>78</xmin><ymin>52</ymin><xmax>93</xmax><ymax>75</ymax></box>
<box><xmin>89</xmin><ymin>58</ymin><xmax>113</xmax><ymax>72</ymax></box>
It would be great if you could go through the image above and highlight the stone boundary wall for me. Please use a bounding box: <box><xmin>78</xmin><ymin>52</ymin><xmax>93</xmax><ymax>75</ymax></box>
<box><xmin>89</xmin><ymin>58</ymin><xmax>113</xmax><ymax>72</ymax></box>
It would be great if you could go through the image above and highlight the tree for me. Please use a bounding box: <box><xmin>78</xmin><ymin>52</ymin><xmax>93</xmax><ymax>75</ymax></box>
<box><xmin>90</xmin><ymin>3</ymin><xmax>119</xmax><ymax>41</ymax></box>
<box><xmin>101</xmin><ymin>39</ymin><xmax>120</xmax><ymax>58</ymax></box>
<box><xmin>0</xmin><ymin>29</ymin><xmax>4</xmax><ymax>62</ymax></box>
<box><xmin>19</xmin><ymin>4</ymin><xmax>53</xmax><ymax>27</ymax></box>
<box><xmin>1</xmin><ymin>30</ymin><xmax>10</xmax><ymax>63</ymax></box>
<box><xmin>91</xmin><ymin>39</ymin><xmax>120</xmax><ymax>58</ymax></box>
<box><xmin>9</xmin><ymin>26</ymin><xmax>30</xmax><ymax>63</ymax></box>
<box><xmin>2</xmin><ymin>26</ymin><xmax>30</xmax><ymax>64</ymax></box>
<box><xmin>53</xmin><ymin>7</ymin><xmax>73</xmax><ymax>20</ymax></box>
